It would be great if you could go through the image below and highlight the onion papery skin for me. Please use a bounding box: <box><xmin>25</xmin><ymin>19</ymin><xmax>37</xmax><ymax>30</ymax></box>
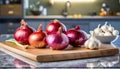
<box><xmin>14</xmin><ymin>24</ymin><xmax>34</xmax><ymax>45</ymax></box>
<box><xmin>66</xmin><ymin>26</ymin><xmax>87</xmax><ymax>47</ymax></box>
<box><xmin>29</xmin><ymin>31</ymin><xmax>47</xmax><ymax>48</ymax></box>
<box><xmin>46</xmin><ymin>19</ymin><xmax>67</xmax><ymax>34</ymax></box>
<box><xmin>46</xmin><ymin>33</ymin><xmax>69</xmax><ymax>50</ymax></box>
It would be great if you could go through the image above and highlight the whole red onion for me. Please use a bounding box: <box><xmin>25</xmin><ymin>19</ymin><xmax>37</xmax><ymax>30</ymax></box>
<box><xmin>66</xmin><ymin>26</ymin><xmax>87</xmax><ymax>47</ymax></box>
<box><xmin>14</xmin><ymin>20</ymin><xmax>34</xmax><ymax>45</ymax></box>
<box><xmin>46</xmin><ymin>19</ymin><xmax>67</xmax><ymax>34</ymax></box>
<box><xmin>46</xmin><ymin>27</ymin><xmax>69</xmax><ymax>50</ymax></box>
<box><xmin>29</xmin><ymin>24</ymin><xmax>47</xmax><ymax>48</ymax></box>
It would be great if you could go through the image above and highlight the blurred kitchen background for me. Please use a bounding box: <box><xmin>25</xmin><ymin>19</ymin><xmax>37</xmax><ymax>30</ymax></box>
<box><xmin>0</xmin><ymin>0</ymin><xmax>120</xmax><ymax>35</ymax></box>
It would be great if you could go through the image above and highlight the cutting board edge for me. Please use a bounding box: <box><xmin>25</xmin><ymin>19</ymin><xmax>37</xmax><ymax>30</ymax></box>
<box><xmin>36</xmin><ymin>48</ymin><xmax>119</xmax><ymax>62</ymax></box>
<box><xmin>0</xmin><ymin>42</ymin><xmax>38</xmax><ymax>61</ymax></box>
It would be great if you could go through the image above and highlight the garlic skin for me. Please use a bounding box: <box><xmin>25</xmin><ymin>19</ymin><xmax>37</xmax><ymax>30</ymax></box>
<box><xmin>84</xmin><ymin>31</ymin><xmax>101</xmax><ymax>50</ymax></box>
<box><xmin>104</xmin><ymin>31</ymin><xmax>112</xmax><ymax>36</ymax></box>
<box><xmin>112</xmin><ymin>30</ymin><xmax>119</xmax><ymax>36</ymax></box>
<box><xmin>108</xmin><ymin>24</ymin><xmax>114</xmax><ymax>32</ymax></box>
<box><xmin>84</xmin><ymin>40</ymin><xmax>90</xmax><ymax>49</ymax></box>
<box><xmin>98</xmin><ymin>32</ymin><xmax>104</xmax><ymax>36</ymax></box>
<box><xmin>94</xmin><ymin>24</ymin><xmax>102</xmax><ymax>35</ymax></box>
<box><xmin>101</xmin><ymin>21</ymin><xmax>108</xmax><ymax>32</ymax></box>
<box><xmin>88</xmin><ymin>40</ymin><xmax>98</xmax><ymax>50</ymax></box>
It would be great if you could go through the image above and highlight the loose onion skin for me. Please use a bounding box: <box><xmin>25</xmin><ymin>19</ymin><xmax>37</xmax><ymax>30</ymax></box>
<box><xmin>46</xmin><ymin>19</ymin><xmax>67</xmax><ymax>34</ymax></box>
<box><xmin>46</xmin><ymin>27</ymin><xmax>69</xmax><ymax>50</ymax></box>
<box><xmin>66</xmin><ymin>26</ymin><xmax>87</xmax><ymax>47</ymax></box>
<box><xmin>14</xmin><ymin>20</ymin><xmax>34</xmax><ymax>45</ymax></box>
<box><xmin>29</xmin><ymin>24</ymin><xmax>47</xmax><ymax>48</ymax></box>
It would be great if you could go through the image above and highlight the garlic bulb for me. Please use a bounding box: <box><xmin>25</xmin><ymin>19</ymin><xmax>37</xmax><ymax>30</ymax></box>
<box><xmin>93</xmin><ymin>22</ymin><xmax>119</xmax><ymax>36</ymax></box>
<box><xmin>108</xmin><ymin>24</ymin><xmax>114</xmax><ymax>32</ymax></box>
<box><xmin>84</xmin><ymin>31</ymin><xmax>101</xmax><ymax>50</ymax></box>
<box><xmin>104</xmin><ymin>31</ymin><xmax>112</xmax><ymax>36</ymax></box>
<box><xmin>94</xmin><ymin>24</ymin><xmax>102</xmax><ymax>35</ymax></box>
<box><xmin>98</xmin><ymin>32</ymin><xmax>104</xmax><ymax>36</ymax></box>
<box><xmin>112</xmin><ymin>30</ymin><xmax>119</xmax><ymax>36</ymax></box>
<box><xmin>101</xmin><ymin>21</ymin><xmax>108</xmax><ymax>32</ymax></box>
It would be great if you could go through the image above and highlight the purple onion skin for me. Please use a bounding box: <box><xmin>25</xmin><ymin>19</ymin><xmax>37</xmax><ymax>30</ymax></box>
<box><xmin>46</xmin><ymin>20</ymin><xmax>67</xmax><ymax>34</ymax></box>
<box><xmin>14</xmin><ymin>25</ymin><xmax>34</xmax><ymax>45</ymax></box>
<box><xmin>46</xmin><ymin>33</ymin><xmax>69</xmax><ymax>50</ymax></box>
<box><xmin>66</xmin><ymin>29</ymin><xmax>87</xmax><ymax>47</ymax></box>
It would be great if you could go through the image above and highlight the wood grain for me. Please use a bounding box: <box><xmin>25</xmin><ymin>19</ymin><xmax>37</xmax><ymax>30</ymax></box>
<box><xmin>0</xmin><ymin>42</ymin><xmax>119</xmax><ymax>62</ymax></box>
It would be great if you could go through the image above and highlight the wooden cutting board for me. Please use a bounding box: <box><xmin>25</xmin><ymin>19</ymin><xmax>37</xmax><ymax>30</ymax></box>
<box><xmin>0</xmin><ymin>42</ymin><xmax>119</xmax><ymax>62</ymax></box>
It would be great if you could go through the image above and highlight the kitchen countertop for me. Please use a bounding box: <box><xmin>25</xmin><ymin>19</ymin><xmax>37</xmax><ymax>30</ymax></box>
<box><xmin>0</xmin><ymin>49</ymin><xmax>120</xmax><ymax>68</ymax></box>
<box><xmin>0</xmin><ymin>34</ymin><xmax>120</xmax><ymax>68</ymax></box>
<box><xmin>24</xmin><ymin>15</ymin><xmax>120</xmax><ymax>20</ymax></box>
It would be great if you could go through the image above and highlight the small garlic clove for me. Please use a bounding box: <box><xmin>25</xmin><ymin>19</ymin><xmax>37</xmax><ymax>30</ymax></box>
<box><xmin>94</xmin><ymin>24</ymin><xmax>102</xmax><ymax>35</ymax></box>
<box><xmin>112</xmin><ymin>30</ymin><xmax>119</xmax><ymax>36</ymax></box>
<box><xmin>108</xmin><ymin>24</ymin><xmax>114</xmax><ymax>32</ymax></box>
<box><xmin>101</xmin><ymin>21</ymin><xmax>109</xmax><ymax>32</ymax></box>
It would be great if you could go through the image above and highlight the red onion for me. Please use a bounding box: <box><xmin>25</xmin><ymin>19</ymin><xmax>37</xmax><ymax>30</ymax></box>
<box><xmin>14</xmin><ymin>20</ymin><xmax>34</xmax><ymax>45</ymax></box>
<box><xmin>46</xmin><ymin>27</ymin><xmax>69</xmax><ymax>50</ymax></box>
<box><xmin>14</xmin><ymin>59</ymin><xmax>30</xmax><ymax>68</ymax></box>
<box><xmin>66</xmin><ymin>26</ymin><xmax>87</xmax><ymax>47</ymax></box>
<box><xmin>46</xmin><ymin>19</ymin><xmax>67</xmax><ymax>34</ymax></box>
<box><xmin>29</xmin><ymin>24</ymin><xmax>47</xmax><ymax>48</ymax></box>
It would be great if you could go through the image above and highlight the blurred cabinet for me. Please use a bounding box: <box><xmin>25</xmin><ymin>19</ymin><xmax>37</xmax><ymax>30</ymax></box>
<box><xmin>0</xmin><ymin>0</ymin><xmax>23</xmax><ymax>18</ymax></box>
<box><xmin>0</xmin><ymin>22</ymin><xmax>20</xmax><ymax>34</ymax></box>
<box><xmin>0</xmin><ymin>4</ymin><xmax>22</xmax><ymax>16</ymax></box>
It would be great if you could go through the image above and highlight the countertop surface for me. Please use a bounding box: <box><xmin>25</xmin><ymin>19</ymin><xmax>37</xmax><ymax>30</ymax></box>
<box><xmin>0</xmin><ymin>34</ymin><xmax>120</xmax><ymax>68</ymax></box>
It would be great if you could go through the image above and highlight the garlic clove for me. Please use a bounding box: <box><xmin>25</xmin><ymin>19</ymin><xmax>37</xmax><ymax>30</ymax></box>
<box><xmin>108</xmin><ymin>24</ymin><xmax>114</xmax><ymax>32</ymax></box>
<box><xmin>94</xmin><ymin>24</ymin><xmax>102</xmax><ymax>35</ymax></box>
<box><xmin>112</xmin><ymin>30</ymin><xmax>119</xmax><ymax>36</ymax></box>
<box><xmin>101</xmin><ymin>21</ymin><xmax>108</xmax><ymax>32</ymax></box>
